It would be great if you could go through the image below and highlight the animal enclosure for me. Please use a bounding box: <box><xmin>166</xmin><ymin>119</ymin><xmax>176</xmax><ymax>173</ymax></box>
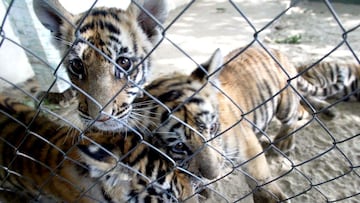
<box><xmin>0</xmin><ymin>0</ymin><xmax>359</xmax><ymax>202</ymax></box>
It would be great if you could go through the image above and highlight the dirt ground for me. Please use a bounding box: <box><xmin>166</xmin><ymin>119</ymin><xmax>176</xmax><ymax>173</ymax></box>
<box><xmin>0</xmin><ymin>0</ymin><xmax>359</xmax><ymax>202</ymax></box>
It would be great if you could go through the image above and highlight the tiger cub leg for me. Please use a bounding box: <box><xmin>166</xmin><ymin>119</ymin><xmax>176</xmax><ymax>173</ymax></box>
<box><xmin>301</xmin><ymin>96</ymin><xmax>338</xmax><ymax>119</ymax></box>
<box><xmin>233</xmin><ymin>126</ymin><xmax>288</xmax><ymax>203</ymax></box>
<box><xmin>275</xmin><ymin>98</ymin><xmax>338</xmax><ymax>152</ymax></box>
<box><xmin>274</xmin><ymin>101</ymin><xmax>317</xmax><ymax>153</ymax></box>
<box><xmin>272</xmin><ymin>90</ymin><xmax>306</xmax><ymax>153</ymax></box>
<box><xmin>273</xmin><ymin>123</ymin><xmax>297</xmax><ymax>153</ymax></box>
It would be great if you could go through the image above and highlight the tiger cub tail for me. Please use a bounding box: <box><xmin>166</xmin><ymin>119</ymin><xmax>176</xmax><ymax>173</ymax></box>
<box><xmin>298</xmin><ymin>61</ymin><xmax>359</xmax><ymax>101</ymax></box>
<box><xmin>297</xmin><ymin>61</ymin><xmax>359</xmax><ymax>118</ymax></box>
<box><xmin>297</xmin><ymin>62</ymin><xmax>351</xmax><ymax>98</ymax></box>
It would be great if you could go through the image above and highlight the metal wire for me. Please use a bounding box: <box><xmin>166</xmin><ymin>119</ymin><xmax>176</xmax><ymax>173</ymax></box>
<box><xmin>0</xmin><ymin>0</ymin><xmax>359</xmax><ymax>202</ymax></box>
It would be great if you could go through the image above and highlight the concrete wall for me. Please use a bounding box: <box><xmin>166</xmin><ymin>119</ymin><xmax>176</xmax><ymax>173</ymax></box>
<box><xmin>0</xmin><ymin>1</ymin><xmax>34</xmax><ymax>90</ymax></box>
<box><xmin>0</xmin><ymin>0</ymin><xmax>71</xmax><ymax>92</ymax></box>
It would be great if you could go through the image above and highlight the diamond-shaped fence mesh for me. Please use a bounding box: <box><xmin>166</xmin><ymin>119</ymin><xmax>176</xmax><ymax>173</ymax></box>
<box><xmin>0</xmin><ymin>0</ymin><xmax>359</xmax><ymax>202</ymax></box>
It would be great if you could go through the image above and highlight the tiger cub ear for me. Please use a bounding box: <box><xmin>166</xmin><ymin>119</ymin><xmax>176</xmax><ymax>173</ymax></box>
<box><xmin>191</xmin><ymin>48</ymin><xmax>223</xmax><ymax>83</ymax></box>
<box><xmin>33</xmin><ymin>0</ymin><xmax>73</xmax><ymax>36</ymax></box>
<box><xmin>128</xmin><ymin>0</ymin><xmax>169</xmax><ymax>44</ymax></box>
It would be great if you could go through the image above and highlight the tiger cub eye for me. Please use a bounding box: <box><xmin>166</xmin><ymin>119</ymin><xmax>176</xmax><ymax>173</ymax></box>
<box><xmin>116</xmin><ymin>56</ymin><xmax>132</xmax><ymax>71</ymax></box>
<box><xmin>68</xmin><ymin>58</ymin><xmax>85</xmax><ymax>79</ymax></box>
<box><xmin>115</xmin><ymin>56</ymin><xmax>133</xmax><ymax>79</ymax></box>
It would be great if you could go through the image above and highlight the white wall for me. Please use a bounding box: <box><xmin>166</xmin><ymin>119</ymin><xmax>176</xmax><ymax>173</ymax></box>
<box><xmin>0</xmin><ymin>1</ymin><xmax>34</xmax><ymax>90</ymax></box>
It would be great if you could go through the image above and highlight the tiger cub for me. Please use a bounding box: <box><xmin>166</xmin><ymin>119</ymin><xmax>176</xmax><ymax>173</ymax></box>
<box><xmin>219</xmin><ymin>47</ymin><xmax>310</xmax><ymax>152</ymax></box>
<box><xmin>136</xmin><ymin>47</ymin><xmax>306</xmax><ymax>202</ymax></box>
<box><xmin>32</xmin><ymin>0</ymin><xmax>168</xmax><ymax>131</ymax></box>
<box><xmin>0</xmin><ymin>96</ymin><xmax>198</xmax><ymax>202</ymax></box>
<box><xmin>135</xmin><ymin>50</ymin><xmax>223</xmax><ymax>180</ymax></box>
<box><xmin>298</xmin><ymin>61</ymin><xmax>359</xmax><ymax>101</ymax></box>
<box><xmin>296</xmin><ymin>61</ymin><xmax>359</xmax><ymax>118</ymax></box>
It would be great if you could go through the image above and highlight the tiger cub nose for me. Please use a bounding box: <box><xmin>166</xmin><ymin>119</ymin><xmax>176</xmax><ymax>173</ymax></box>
<box><xmin>97</xmin><ymin>115</ymin><xmax>111</xmax><ymax>122</ymax></box>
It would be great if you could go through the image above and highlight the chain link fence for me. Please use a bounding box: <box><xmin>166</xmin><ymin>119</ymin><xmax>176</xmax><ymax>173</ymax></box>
<box><xmin>0</xmin><ymin>0</ymin><xmax>359</xmax><ymax>202</ymax></box>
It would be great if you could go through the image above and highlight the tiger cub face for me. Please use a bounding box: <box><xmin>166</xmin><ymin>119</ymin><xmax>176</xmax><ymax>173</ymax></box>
<box><xmin>33</xmin><ymin>0</ymin><xmax>168</xmax><ymax>131</ymax></box>
<box><xmin>78</xmin><ymin>135</ymin><xmax>198</xmax><ymax>203</ymax></box>
<box><xmin>137</xmin><ymin>49</ymin><xmax>224</xmax><ymax>179</ymax></box>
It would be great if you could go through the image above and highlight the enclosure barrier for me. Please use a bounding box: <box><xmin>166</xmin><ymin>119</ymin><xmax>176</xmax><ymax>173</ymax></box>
<box><xmin>0</xmin><ymin>0</ymin><xmax>359</xmax><ymax>202</ymax></box>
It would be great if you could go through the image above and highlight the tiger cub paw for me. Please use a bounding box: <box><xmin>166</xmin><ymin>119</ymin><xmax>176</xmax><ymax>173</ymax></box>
<box><xmin>253</xmin><ymin>183</ymin><xmax>289</xmax><ymax>203</ymax></box>
<box><xmin>274</xmin><ymin>137</ymin><xmax>295</xmax><ymax>154</ymax></box>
